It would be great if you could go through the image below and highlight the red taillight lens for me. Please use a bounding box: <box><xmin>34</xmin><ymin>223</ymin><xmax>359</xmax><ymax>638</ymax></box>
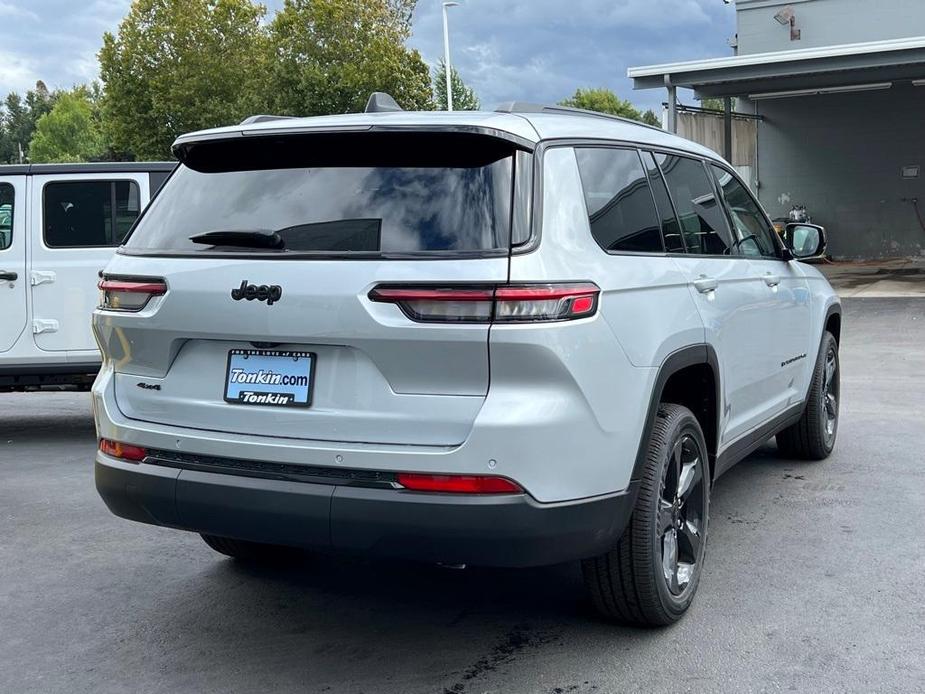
<box><xmin>98</xmin><ymin>277</ymin><xmax>167</xmax><ymax>312</ymax></box>
<box><xmin>99</xmin><ymin>439</ymin><xmax>148</xmax><ymax>462</ymax></box>
<box><xmin>369</xmin><ymin>283</ymin><xmax>599</xmax><ymax>323</ymax></box>
<box><xmin>494</xmin><ymin>283</ymin><xmax>599</xmax><ymax>321</ymax></box>
<box><xmin>369</xmin><ymin>286</ymin><xmax>495</xmax><ymax>322</ymax></box>
<box><xmin>397</xmin><ymin>473</ymin><xmax>523</xmax><ymax>494</ymax></box>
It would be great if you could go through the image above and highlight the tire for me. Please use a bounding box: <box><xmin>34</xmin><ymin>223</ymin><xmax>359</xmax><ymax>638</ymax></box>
<box><xmin>200</xmin><ymin>534</ymin><xmax>304</xmax><ymax>563</ymax></box>
<box><xmin>776</xmin><ymin>331</ymin><xmax>840</xmax><ymax>460</ymax></box>
<box><xmin>582</xmin><ymin>403</ymin><xmax>710</xmax><ymax>627</ymax></box>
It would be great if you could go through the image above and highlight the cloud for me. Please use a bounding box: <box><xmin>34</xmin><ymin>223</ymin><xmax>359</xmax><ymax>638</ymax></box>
<box><xmin>0</xmin><ymin>0</ymin><xmax>735</xmax><ymax>112</ymax></box>
<box><xmin>408</xmin><ymin>0</ymin><xmax>736</xmax><ymax>110</ymax></box>
<box><xmin>0</xmin><ymin>1</ymin><xmax>39</xmax><ymax>22</ymax></box>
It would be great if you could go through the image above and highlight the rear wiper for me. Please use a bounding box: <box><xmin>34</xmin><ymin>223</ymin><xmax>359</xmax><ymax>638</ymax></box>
<box><xmin>189</xmin><ymin>229</ymin><xmax>285</xmax><ymax>250</ymax></box>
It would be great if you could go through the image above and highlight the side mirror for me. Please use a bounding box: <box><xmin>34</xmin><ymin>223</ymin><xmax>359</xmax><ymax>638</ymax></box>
<box><xmin>786</xmin><ymin>223</ymin><xmax>827</xmax><ymax>260</ymax></box>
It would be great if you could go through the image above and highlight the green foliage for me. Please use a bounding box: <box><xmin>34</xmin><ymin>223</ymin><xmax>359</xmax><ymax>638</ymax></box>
<box><xmin>559</xmin><ymin>87</ymin><xmax>643</xmax><ymax>119</ymax></box>
<box><xmin>0</xmin><ymin>81</ymin><xmax>57</xmax><ymax>163</ymax></box>
<box><xmin>559</xmin><ymin>87</ymin><xmax>662</xmax><ymax>127</ymax></box>
<box><xmin>433</xmin><ymin>60</ymin><xmax>480</xmax><ymax>111</ymax></box>
<box><xmin>698</xmin><ymin>97</ymin><xmax>725</xmax><ymax>111</ymax></box>
<box><xmin>640</xmin><ymin>109</ymin><xmax>661</xmax><ymax>127</ymax></box>
<box><xmin>99</xmin><ymin>0</ymin><xmax>269</xmax><ymax>160</ymax></box>
<box><xmin>266</xmin><ymin>0</ymin><xmax>433</xmax><ymax>116</ymax></box>
<box><xmin>29</xmin><ymin>87</ymin><xmax>106</xmax><ymax>163</ymax></box>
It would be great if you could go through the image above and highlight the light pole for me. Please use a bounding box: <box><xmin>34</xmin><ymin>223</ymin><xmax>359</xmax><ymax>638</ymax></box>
<box><xmin>442</xmin><ymin>1</ymin><xmax>459</xmax><ymax>111</ymax></box>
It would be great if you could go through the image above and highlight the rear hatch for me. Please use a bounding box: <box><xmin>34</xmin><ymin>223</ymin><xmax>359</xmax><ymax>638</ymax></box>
<box><xmin>102</xmin><ymin>130</ymin><xmax>531</xmax><ymax>446</ymax></box>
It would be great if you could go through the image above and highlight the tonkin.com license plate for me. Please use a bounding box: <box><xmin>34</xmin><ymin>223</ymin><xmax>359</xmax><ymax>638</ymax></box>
<box><xmin>224</xmin><ymin>349</ymin><xmax>315</xmax><ymax>408</ymax></box>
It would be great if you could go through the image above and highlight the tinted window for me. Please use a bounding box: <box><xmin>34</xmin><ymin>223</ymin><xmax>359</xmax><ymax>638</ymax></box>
<box><xmin>575</xmin><ymin>148</ymin><xmax>663</xmax><ymax>253</ymax></box>
<box><xmin>126</xmin><ymin>132</ymin><xmax>517</xmax><ymax>255</ymax></box>
<box><xmin>657</xmin><ymin>155</ymin><xmax>734</xmax><ymax>255</ymax></box>
<box><xmin>710</xmin><ymin>165</ymin><xmax>779</xmax><ymax>258</ymax></box>
<box><xmin>44</xmin><ymin>180</ymin><xmax>141</xmax><ymax>248</ymax></box>
<box><xmin>0</xmin><ymin>184</ymin><xmax>13</xmax><ymax>251</ymax></box>
<box><xmin>511</xmin><ymin>150</ymin><xmax>533</xmax><ymax>246</ymax></box>
<box><xmin>642</xmin><ymin>152</ymin><xmax>684</xmax><ymax>253</ymax></box>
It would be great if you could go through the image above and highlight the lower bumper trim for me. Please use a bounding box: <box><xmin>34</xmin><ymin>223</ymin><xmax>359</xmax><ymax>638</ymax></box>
<box><xmin>96</xmin><ymin>456</ymin><xmax>637</xmax><ymax>568</ymax></box>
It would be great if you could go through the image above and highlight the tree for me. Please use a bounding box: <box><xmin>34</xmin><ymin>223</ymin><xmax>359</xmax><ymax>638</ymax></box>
<box><xmin>99</xmin><ymin>0</ymin><xmax>268</xmax><ymax>160</ymax></box>
<box><xmin>29</xmin><ymin>87</ymin><xmax>105</xmax><ymax>163</ymax></box>
<box><xmin>698</xmin><ymin>97</ymin><xmax>725</xmax><ymax>111</ymax></box>
<box><xmin>0</xmin><ymin>82</ymin><xmax>58</xmax><ymax>163</ymax></box>
<box><xmin>266</xmin><ymin>0</ymin><xmax>433</xmax><ymax>116</ymax></box>
<box><xmin>559</xmin><ymin>87</ymin><xmax>643</xmax><ymax>120</ymax></box>
<box><xmin>640</xmin><ymin>109</ymin><xmax>661</xmax><ymax>127</ymax></box>
<box><xmin>433</xmin><ymin>60</ymin><xmax>480</xmax><ymax>111</ymax></box>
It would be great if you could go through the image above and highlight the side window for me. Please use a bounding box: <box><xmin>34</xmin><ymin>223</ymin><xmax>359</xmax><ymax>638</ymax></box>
<box><xmin>44</xmin><ymin>180</ymin><xmax>141</xmax><ymax>248</ymax></box>
<box><xmin>574</xmin><ymin>147</ymin><xmax>664</xmax><ymax>253</ymax></box>
<box><xmin>710</xmin><ymin>165</ymin><xmax>779</xmax><ymax>258</ymax></box>
<box><xmin>0</xmin><ymin>183</ymin><xmax>13</xmax><ymax>251</ymax></box>
<box><xmin>641</xmin><ymin>151</ymin><xmax>684</xmax><ymax>253</ymax></box>
<box><xmin>657</xmin><ymin>154</ymin><xmax>734</xmax><ymax>256</ymax></box>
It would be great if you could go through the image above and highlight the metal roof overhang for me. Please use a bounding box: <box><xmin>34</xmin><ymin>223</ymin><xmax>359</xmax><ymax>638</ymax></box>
<box><xmin>628</xmin><ymin>37</ymin><xmax>925</xmax><ymax>98</ymax></box>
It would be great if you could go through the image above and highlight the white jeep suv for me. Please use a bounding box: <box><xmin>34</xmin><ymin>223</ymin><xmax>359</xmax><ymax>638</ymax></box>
<box><xmin>93</xmin><ymin>96</ymin><xmax>841</xmax><ymax>626</ymax></box>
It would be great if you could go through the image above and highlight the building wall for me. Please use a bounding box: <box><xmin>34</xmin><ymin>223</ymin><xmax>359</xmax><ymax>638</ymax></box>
<box><xmin>736</xmin><ymin>0</ymin><xmax>925</xmax><ymax>55</ymax></box>
<box><xmin>754</xmin><ymin>83</ymin><xmax>925</xmax><ymax>258</ymax></box>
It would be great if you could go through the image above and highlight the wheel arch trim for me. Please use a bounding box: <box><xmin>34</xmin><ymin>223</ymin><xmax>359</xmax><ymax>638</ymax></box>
<box><xmin>631</xmin><ymin>344</ymin><xmax>721</xmax><ymax>483</ymax></box>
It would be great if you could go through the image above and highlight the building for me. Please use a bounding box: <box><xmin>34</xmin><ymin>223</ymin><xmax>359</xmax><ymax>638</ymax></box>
<box><xmin>628</xmin><ymin>0</ymin><xmax>925</xmax><ymax>259</ymax></box>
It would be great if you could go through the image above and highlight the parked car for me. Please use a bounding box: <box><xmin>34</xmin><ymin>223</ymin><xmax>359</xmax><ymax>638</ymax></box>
<box><xmin>93</xmin><ymin>96</ymin><xmax>841</xmax><ymax>626</ymax></box>
<box><xmin>0</xmin><ymin>162</ymin><xmax>174</xmax><ymax>391</ymax></box>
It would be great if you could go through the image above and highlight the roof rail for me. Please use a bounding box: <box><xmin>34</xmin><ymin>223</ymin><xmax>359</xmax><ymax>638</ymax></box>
<box><xmin>494</xmin><ymin>101</ymin><xmax>665</xmax><ymax>133</ymax></box>
<box><xmin>239</xmin><ymin>115</ymin><xmax>298</xmax><ymax>125</ymax></box>
<box><xmin>365</xmin><ymin>92</ymin><xmax>403</xmax><ymax>113</ymax></box>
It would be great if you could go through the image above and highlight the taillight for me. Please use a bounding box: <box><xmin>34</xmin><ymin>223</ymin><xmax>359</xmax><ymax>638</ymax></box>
<box><xmin>98</xmin><ymin>277</ymin><xmax>167</xmax><ymax>312</ymax></box>
<box><xmin>99</xmin><ymin>439</ymin><xmax>148</xmax><ymax>462</ymax></box>
<box><xmin>369</xmin><ymin>283</ymin><xmax>599</xmax><ymax>323</ymax></box>
<box><xmin>397</xmin><ymin>473</ymin><xmax>523</xmax><ymax>494</ymax></box>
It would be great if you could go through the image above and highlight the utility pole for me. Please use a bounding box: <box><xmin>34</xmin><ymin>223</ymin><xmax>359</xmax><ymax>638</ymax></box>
<box><xmin>442</xmin><ymin>2</ymin><xmax>459</xmax><ymax>111</ymax></box>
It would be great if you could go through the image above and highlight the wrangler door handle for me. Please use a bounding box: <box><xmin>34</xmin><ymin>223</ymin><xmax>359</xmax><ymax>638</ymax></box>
<box><xmin>763</xmin><ymin>273</ymin><xmax>781</xmax><ymax>287</ymax></box>
<box><xmin>693</xmin><ymin>276</ymin><xmax>718</xmax><ymax>294</ymax></box>
<box><xmin>0</xmin><ymin>270</ymin><xmax>17</xmax><ymax>281</ymax></box>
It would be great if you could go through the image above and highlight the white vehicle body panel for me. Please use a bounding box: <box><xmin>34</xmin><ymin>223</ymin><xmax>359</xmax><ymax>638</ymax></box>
<box><xmin>0</xmin><ymin>164</ymin><xmax>171</xmax><ymax>381</ymax></box>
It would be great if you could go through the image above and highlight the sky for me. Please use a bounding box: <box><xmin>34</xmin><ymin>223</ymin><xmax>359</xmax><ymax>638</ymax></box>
<box><xmin>0</xmin><ymin>0</ymin><xmax>736</xmax><ymax>112</ymax></box>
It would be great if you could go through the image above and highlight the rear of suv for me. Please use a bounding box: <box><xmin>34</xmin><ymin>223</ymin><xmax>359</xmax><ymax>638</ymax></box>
<box><xmin>93</xmin><ymin>97</ymin><xmax>841</xmax><ymax>626</ymax></box>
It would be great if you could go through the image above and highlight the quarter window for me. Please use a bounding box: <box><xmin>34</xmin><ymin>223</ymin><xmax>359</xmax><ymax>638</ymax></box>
<box><xmin>0</xmin><ymin>183</ymin><xmax>13</xmax><ymax>251</ymax></box>
<box><xmin>710</xmin><ymin>165</ymin><xmax>779</xmax><ymax>258</ymax></box>
<box><xmin>43</xmin><ymin>180</ymin><xmax>141</xmax><ymax>248</ymax></box>
<box><xmin>656</xmin><ymin>154</ymin><xmax>734</xmax><ymax>256</ymax></box>
<box><xmin>575</xmin><ymin>147</ymin><xmax>664</xmax><ymax>253</ymax></box>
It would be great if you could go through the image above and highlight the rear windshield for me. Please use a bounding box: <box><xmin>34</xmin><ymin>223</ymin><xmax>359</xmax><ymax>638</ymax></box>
<box><xmin>123</xmin><ymin>132</ymin><xmax>519</xmax><ymax>257</ymax></box>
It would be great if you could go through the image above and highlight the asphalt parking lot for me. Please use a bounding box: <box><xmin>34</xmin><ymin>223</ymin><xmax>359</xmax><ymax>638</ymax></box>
<box><xmin>1</xmin><ymin>298</ymin><xmax>923</xmax><ymax>693</ymax></box>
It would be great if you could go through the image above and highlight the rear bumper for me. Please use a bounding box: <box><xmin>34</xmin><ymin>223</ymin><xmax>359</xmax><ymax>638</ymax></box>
<box><xmin>95</xmin><ymin>454</ymin><xmax>637</xmax><ymax>568</ymax></box>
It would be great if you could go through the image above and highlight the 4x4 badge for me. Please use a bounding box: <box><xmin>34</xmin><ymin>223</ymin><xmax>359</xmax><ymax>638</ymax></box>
<box><xmin>231</xmin><ymin>280</ymin><xmax>283</xmax><ymax>306</ymax></box>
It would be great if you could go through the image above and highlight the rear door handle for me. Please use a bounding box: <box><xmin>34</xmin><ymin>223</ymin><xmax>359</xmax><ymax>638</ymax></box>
<box><xmin>693</xmin><ymin>276</ymin><xmax>718</xmax><ymax>294</ymax></box>
<box><xmin>763</xmin><ymin>273</ymin><xmax>781</xmax><ymax>287</ymax></box>
<box><xmin>0</xmin><ymin>270</ymin><xmax>17</xmax><ymax>281</ymax></box>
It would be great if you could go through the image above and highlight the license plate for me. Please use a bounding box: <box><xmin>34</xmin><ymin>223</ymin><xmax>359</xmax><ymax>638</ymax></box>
<box><xmin>224</xmin><ymin>349</ymin><xmax>314</xmax><ymax>408</ymax></box>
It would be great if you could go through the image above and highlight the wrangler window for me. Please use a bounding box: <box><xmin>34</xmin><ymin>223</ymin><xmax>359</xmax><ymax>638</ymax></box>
<box><xmin>44</xmin><ymin>180</ymin><xmax>141</xmax><ymax>248</ymax></box>
<box><xmin>0</xmin><ymin>184</ymin><xmax>13</xmax><ymax>250</ymax></box>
